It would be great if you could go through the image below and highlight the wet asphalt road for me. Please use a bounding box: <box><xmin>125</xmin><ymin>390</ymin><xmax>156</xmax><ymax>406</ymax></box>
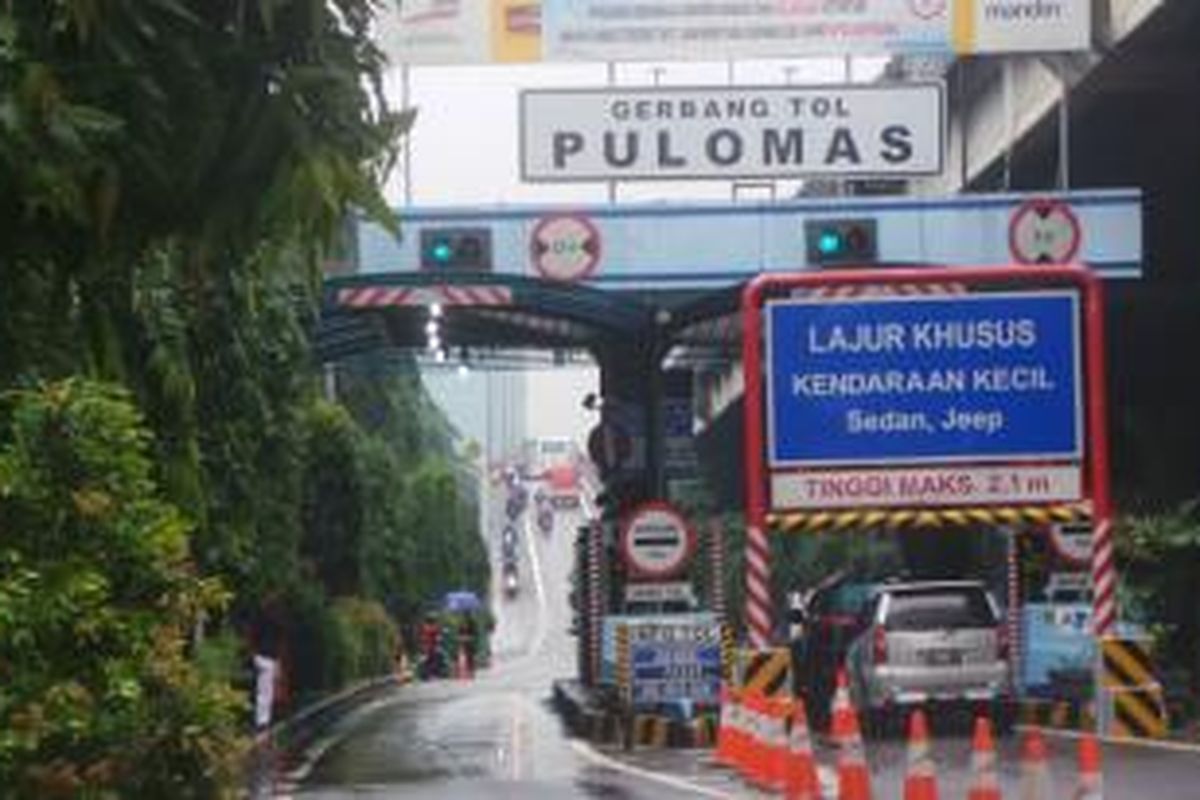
<box><xmin>292</xmin><ymin>479</ymin><xmax>1200</xmax><ymax>799</ymax></box>
<box><xmin>291</xmin><ymin>485</ymin><xmax>722</xmax><ymax>799</ymax></box>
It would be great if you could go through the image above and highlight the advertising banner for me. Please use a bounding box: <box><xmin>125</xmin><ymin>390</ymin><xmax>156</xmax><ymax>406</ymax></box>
<box><xmin>541</xmin><ymin>0</ymin><xmax>1091</xmax><ymax>61</ymax></box>
<box><xmin>378</xmin><ymin>1</ymin><xmax>1091</xmax><ymax>65</ymax></box>
<box><xmin>520</xmin><ymin>84</ymin><xmax>944</xmax><ymax>181</ymax></box>
<box><xmin>542</xmin><ymin>0</ymin><xmax>951</xmax><ymax>61</ymax></box>
<box><xmin>377</xmin><ymin>0</ymin><xmax>540</xmax><ymax>64</ymax></box>
<box><xmin>765</xmin><ymin>291</ymin><xmax>1082</xmax><ymax>467</ymax></box>
<box><xmin>967</xmin><ymin>0</ymin><xmax>1092</xmax><ymax>54</ymax></box>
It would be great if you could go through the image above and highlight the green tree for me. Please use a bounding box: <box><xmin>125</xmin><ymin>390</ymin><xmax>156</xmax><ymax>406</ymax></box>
<box><xmin>1119</xmin><ymin>503</ymin><xmax>1200</xmax><ymax>708</ymax></box>
<box><xmin>0</xmin><ymin>380</ymin><xmax>245</xmax><ymax>798</ymax></box>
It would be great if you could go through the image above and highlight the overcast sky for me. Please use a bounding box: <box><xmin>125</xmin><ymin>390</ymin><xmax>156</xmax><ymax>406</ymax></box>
<box><xmin>383</xmin><ymin>58</ymin><xmax>886</xmax><ymax>207</ymax></box>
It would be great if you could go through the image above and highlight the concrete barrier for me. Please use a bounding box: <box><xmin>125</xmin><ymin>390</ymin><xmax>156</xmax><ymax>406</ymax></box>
<box><xmin>552</xmin><ymin>679</ymin><xmax>719</xmax><ymax>749</ymax></box>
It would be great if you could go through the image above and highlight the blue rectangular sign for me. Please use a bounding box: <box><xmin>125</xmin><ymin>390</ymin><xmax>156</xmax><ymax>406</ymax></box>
<box><xmin>630</xmin><ymin>640</ymin><xmax>721</xmax><ymax>707</ymax></box>
<box><xmin>766</xmin><ymin>292</ymin><xmax>1082</xmax><ymax>466</ymax></box>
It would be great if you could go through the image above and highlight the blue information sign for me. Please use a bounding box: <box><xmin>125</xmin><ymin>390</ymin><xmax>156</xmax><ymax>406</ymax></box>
<box><xmin>630</xmin><ymin>640</ymin><xmax>721</xmax><ymax>706</ymax></box>
<box><xmin>766</xmin><ymin>292</ymin><xmax>1081</xmax><ymax>466</ymax></box>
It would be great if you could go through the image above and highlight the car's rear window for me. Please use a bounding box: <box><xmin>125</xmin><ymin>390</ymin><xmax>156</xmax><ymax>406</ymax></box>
<box><xmin>816</xmin><ymin>582</ymin><xmax>876</xmax><ymax>616</ymax></box>
<box><xmin>883</xmin><ymin>588</ymin><xmax>996</xmax><ymax>630</ymax></box>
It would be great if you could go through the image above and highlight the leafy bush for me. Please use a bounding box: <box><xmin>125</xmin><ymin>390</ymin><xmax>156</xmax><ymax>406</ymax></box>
<box><xmin>331</xmin><ymin>597</ymin><xmax>401</xmax><ymax>680</ymax></box>
<box><xmin>0</xmin><ymin>380</ymin><xmax>246</xmax><ymax>797</ymax></box>
<box><xmin>1118</xmin><ymin>502</ymin><xmax>1200</xmax><ymax>723</ymax></box>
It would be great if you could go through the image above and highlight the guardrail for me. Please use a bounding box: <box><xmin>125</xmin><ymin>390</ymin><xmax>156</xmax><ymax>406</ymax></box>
<box><xmin>245</xmin><ymin>674</ymin><xmax>401</xmax><ymax>797</ymax></box>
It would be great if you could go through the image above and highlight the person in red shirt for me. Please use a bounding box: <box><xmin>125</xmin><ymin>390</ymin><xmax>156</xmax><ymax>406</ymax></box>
<box><xmin>418</xmin><ymin>614</ymin><xmax>441</xmax><ymax>680</ymax></box>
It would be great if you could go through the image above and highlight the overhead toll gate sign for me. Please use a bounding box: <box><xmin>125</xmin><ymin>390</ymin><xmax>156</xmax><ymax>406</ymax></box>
<box><xmin>767</xmin><ymin>292</ymin><xmax>1082</xmax><ymax>465</ymax></box>
<box><xmin>520</xmin><ymin>84</ymin><xmax>944</xmax><ymax>182</ymax></box>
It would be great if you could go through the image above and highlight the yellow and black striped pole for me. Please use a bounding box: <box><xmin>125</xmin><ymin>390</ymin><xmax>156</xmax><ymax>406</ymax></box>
<box><xmin>616</xmin><ymin>623</ymin><xmax>631</xmax><ymax>706</ymax></box>
<box><xmin>720</xmin><ymin>623</ymin><xmax>735</xmax><ymax>684</ymax></box>
<box><xmin>737</xmin><ymin>648</ymin><xmax>791</xmax><ymax>698</ymax></box>
<box><xmin>1101</xmin><ymin>636</ymin><xmax>1168</xmax><ymax>739</ymax></box>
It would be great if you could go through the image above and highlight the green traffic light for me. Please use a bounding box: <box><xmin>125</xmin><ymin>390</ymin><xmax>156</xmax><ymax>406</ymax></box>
<box><xmin>817</xmin><ymin>230</ymin><xmax>844</xmax><ymax>255</ymax></box>
<box><xmin>430</xmin><ymin>241</ymin><xmax>453</xmax><ymax>263</ymax></box>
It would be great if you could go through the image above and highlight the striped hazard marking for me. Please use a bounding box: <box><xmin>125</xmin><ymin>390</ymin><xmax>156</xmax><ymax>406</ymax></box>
<box><xmin>768</xmin><ymin>503</ymin><xmax>1088</xmax><ymax>533</ymax></box>
<box><xmin>1112</xmin><ymin>688</ymin><xmax>1168</xmax><ymax>740</ymax></box>
<box><xmin>337</xmin><ymin>284</ymin><xmax>513</xmax><ymax>308</ymax></box>
<box><xmin>737</xmin><ymin>648</ymin><xmax>791</xmax><ymax>698</ymax></box>
<box><xmin>1103</xmin><ymin>637</ymin><xmax>1169</xmax><ymax>739</ymax></box>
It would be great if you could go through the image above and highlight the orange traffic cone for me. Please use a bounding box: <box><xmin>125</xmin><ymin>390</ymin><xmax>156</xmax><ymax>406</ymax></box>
<box><xmin>762</xmin><ymin>698</ymin><xmax>790</xmax><ymax>792</ymax></box>
<box><xmin>727</xmin><ymin>688</ymin><xmax>749</xmax><ymax>774</ymax></box>
<box><xmin>715</xmin><ymin>685</ymin><xmax>739</xmax><ymax>767</ymax></box>
<box><xmin>903</xmin><ymin>709</ymin><xmax>939</xmax><ymax>800</ymax></box>
<box><xmin>831</xmin><ymin>669</ymin><xmax>872</xmax><ymax>800</ymax></box>
<box><xmin>967</xmin><ymin>717</ymin><xmax>1001</xmax><ymax>800</ymax></box>
<box><xmin>747</xmin><ymin>691</ymin><xmax>775</xmax><ymax>788</ymax></box>
<box><xmin>1075</xmin><ymin>732</ymin><xmax>1103</xmax><ymax>800</ymax></box>
<box><xmin>784</xmin><ymin>696</ymin><xmax>820</xmax><ymax>800</ymax></box>
<box><xmin>738</xmin><ymin>689</ymin><xmax>763</xmax><ymax>783</ymax></box>
<box><xmin>1019</xmin><ymin>728</ymin><xmax>1052</xmax><ymax>800</ymax></box>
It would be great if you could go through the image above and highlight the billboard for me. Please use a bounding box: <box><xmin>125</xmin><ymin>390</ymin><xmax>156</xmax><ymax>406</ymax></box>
<box><xmin>520</xmin><ymin>84</ymin><xmax>945</xmax><ymax>181</ymax></box>
<box><xmin>541</xmin><ymin>0</ymin><xmax>1091</xmax><ymax>61</ymax></box>
<box><xmin>376</xmin><ymin>0</ymin><xmax>540</xmax><ymax>65</ymax></box>
<box><xmin>542</xmin><ymin>0</ymin><xmax>950</xmax><ymax>61</ymax></box>
<box><xmin>765</xmin><ymin>291</ymin><xmax>1083</xmax><ymax>467</ymax></box>
<box><xmin>377</xmin><ymin>1</ymin><xmax>1091</xmax><ymax>65</ymax></box>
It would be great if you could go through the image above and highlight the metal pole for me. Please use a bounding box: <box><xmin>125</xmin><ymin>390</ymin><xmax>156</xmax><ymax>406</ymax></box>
<box><xmin>1003</xmin><ymin>56</ymin><xmax>1014</xmax><ymax>191</ymax></box>
<box><xmin>607</xmin><ymin>62</ymin><xmax>617</xmax><ymax>204</ymax></box>
<box><xmin>710</xmin><ymin>519</ymin><xmax>727</xmax><ymax>623</ymax></box>
<box><xmin>1007</xmin><ymin>529</ymin><xmax>1022</xmax><ymax>689</ymax></box>
<box><xmin>1057</xmin><ymin>57</ymin><xmax>1072</xmax><ymax>190</ymax></box>
<box><xmin>322</xmin><ymin>362</ymin><xmax>337</xmax><ymax>401</ymax></box>
<box><xmin>842</xmin><ymin>57</ymin><xmax>853</xmax><ymax>197</ymax></box>
<box><xmin>958</xmin><ymin>64</ymin><xmax>970</xmax><ymax>190</ymax></box>
<box><xmin>587</xmin><ymin>519</ymin><xmax>604</xmax><ymax>686</ymax></box>
<box><xmin>740</xmin><ymin>280</ymin><xmax>772</xmax><ymax>649</ymax></box>
<box><xmin>1083</xmin><ymin>273</ymin><xmax>1116</xmax><ymax>735</ymax></box>
<box><xmin>402</xmin><ymin>63</ymin><xmax>413</xmax><ymax>206</ymax></box>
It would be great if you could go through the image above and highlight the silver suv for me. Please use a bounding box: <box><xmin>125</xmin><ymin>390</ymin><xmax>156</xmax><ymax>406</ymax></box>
<box><xmin>846</xmin><ymin>580</ymin><xmax>1011</xmax><ymax>733</ymax></box>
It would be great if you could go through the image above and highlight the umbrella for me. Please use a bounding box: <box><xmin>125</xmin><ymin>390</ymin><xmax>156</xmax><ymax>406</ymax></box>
<box><xmin>442</xmin><ymin>591</ymin><xmax>483</xmax><ymax>613</ymax></box>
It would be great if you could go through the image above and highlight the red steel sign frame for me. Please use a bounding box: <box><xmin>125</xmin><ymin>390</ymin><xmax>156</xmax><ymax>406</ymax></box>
<box><xmin>739</xmin><ymin>265</ymin><xmax>1114</xmax><ymax>650</ymax></box>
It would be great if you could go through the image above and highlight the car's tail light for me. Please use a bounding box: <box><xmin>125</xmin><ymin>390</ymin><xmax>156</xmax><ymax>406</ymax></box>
<box><xmin>872</xmin><ymin>626</ymin><xmax>888</xmax><ymax>664</ymax></box>
<box><xmin>997</xmin><ymin>627</ymin><xmax>1011</xmax><ymax>662</ymax></box>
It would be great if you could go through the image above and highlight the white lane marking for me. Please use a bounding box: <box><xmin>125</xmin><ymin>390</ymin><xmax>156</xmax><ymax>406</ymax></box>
<box><xmin>1028</xmin><ymin>725</ymin><xmax>1200</xmax><ymax>755</ymax></box>
<box><xmin>523</xmin><ymin>505</ymin><xmax>549</xmax><ymax>658</ymax></box>
<box><xmin>509</xmin><ymin>693</ymin><xmax>524</xmax><ymax>781</ymax></box>
<box><xmin>568</xmin><ymin>739</ymin><xmax>743</xmax><ymax>800</ymax></box>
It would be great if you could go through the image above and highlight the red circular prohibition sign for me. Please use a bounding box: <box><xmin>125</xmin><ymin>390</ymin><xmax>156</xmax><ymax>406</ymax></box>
<box><xmin>530</xmin><ymin>213</ymin><xmax>602</xmax><ymax>282</ymax></box>
<box><xmin>619</xmin><ymin>501</ymin><xmax>696</xmax><ymax>580</ymax></box>
<box><xmin>1008</xmin><ymin>198</ymin><xmax>1083</xmax><ymax>265</ymax></box>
